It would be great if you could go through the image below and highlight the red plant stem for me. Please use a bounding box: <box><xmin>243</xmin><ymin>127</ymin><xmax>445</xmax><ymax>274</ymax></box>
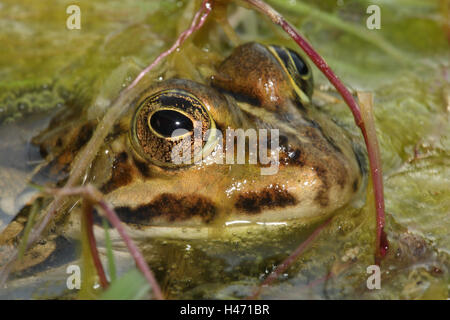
<box><xmin>97</xmin><ymin>200</ymin><xmax>164</xmax><ymax>300</ymax></box>
<box><xmin>249</xmin><ymin>217</ymin><xmax>332</xmax><ymax>299</ymax></box>
<box><xmin>84</xmin><ymin>202</ymin><xmax>109</xmax><ymax>289</ymax></box>
<box><xmin>245</xmin><ymin>0</ymin><xmax>387</xmax><ymax>263</ymax></box>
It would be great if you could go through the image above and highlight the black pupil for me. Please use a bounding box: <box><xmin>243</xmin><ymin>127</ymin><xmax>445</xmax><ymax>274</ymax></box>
<box><xmin>150</xmin><ymin>110</ymin><xmax>194</xmax><ymax>137</ymax></box>
<box><xmin>272</xmin><ymin>45</ymin><xmax>309</xmax><ymax>76</ymax></box>
<box><xmin>288</xmin><ymin>49</ymin><xmax>309</xmax><ymax>76</ymax></box>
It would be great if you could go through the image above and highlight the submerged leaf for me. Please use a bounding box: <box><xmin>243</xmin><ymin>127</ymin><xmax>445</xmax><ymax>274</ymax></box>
<box><xmin>101</xmin><ymin>268</ymin><xmax>150</xmax><ymax>300</ymax></box>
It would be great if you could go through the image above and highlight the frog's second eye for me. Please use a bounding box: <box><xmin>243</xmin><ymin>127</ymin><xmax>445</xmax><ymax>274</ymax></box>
<box><xmin>130</xmin><ymin>89</ymin><xmax>215</xmax><ymax>167</ymax></box>
<box><xmin>212</xmin><ymin>42</ymin><xmax>314</xmax><ymax>110</ymax></box>
<box><xmin>268</xmin><ymin>45</ymin><xmax>313</xmax><ymax>99</ymax></box>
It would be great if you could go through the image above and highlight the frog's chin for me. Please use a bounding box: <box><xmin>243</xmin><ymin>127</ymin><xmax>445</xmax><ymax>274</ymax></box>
<box><xmin>64</xmin><ymin>205</ymin><xmax>337</xmax><ymax>246</ymax></box>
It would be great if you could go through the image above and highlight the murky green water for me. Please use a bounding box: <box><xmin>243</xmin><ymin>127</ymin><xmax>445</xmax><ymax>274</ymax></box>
<box><xmin>0</xmin><ymin>0</ymin><xmax>449</xmax><ymax>299</ymax></box>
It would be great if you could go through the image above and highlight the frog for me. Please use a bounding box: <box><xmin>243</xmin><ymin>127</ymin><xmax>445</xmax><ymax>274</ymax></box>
<box><xmin>0</xmin><ymin>42</ymin><xmax>366</xmax><ymax>296</ymax></box>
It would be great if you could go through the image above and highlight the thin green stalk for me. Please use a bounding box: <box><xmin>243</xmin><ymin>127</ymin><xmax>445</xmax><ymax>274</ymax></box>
<box><xmin>103</xmin><ymin>217</ymin><xmax>117</xmax><ymax>283</ymax></box>
<box><xmin>17</xmin><ymin>201</ymin><xmax>39</xmax><ymax>260</ymax></box>
<box><xmin>358</xmin><ymin>92</ymin><xmax>388</xmax><ymax>261</ymax></box>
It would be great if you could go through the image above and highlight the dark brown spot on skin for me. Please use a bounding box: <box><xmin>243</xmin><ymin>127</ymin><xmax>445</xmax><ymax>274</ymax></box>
<box><xmin>303</xmin><ymin>124</ymin><xmax>348</xmax><ymax>189</ymax></box>
<box><xmin>352</xmin><ymin>178</ymin><xmax>359</xmax><ymax>192</ymax></box>
<box><xmin>313</xmin><ymin>165</ymin><xmax>327</xmax><ymax>183</ymax></box>
<box><xmin>101</xmin><ymin>152</ymin><xmax>133</xmax><ymax>193</ymax></box>
<box><xmin>277</xmin><ymin>135</ymin><xmax>306</xmax><ymax>167</ymax></box>
<box><xmin>281</xmin><ymin>147</ymin><xmax>307</xmax><ymax>167</ymax></box>
<box><xmin>308</xmin><ymin>119</ymin><xmax>342</xmax><ymax>154</ymax></box>
<box><xmin>337</xmin><ymin>171</ymin><xmax>347</xmax><ymax>189</ymax></box>
<box><xmin>304</xmin><ymin>127</ymin><xmax>334</xmax><ymax>154</ymax></box>
<box><xmin>72</xmin><ymin>123</ymin><xmax>94</xmax><ymax>153</ymax></box>
<box><xmin>105</xmin><ymin>122</ymin><xmax>128</xmax><ymax>142</ymax></box>
<box><xmin>234</xmin><ymin>185</ymin><xmax>297</xmax><ymax>214</ymax></box>
<box><xmin>291</xmin><ymin>149</ymin><xmax>306</xmax><ymax>166</ymax></box>
<box><xmin>39</xmin><ymin>144</ymin><xmax>48</xmax><ymax>158</ymax></box>
<box><xmin>113</xmin><ymin>194</ymin><xmax>217</xmax><ymax>225</ymax></box>
<box><xmin>32</xmin><ymin>122</ymin><xmax>95</xmax><ymax>184</ymax></box>
<box><xmin>313</xmin><ymin>165</ymin><xmax>330</xmax><ymax>207</ymax></box>
<box><xmin>279</xmin><ymin>135</ymin><xmax>288</xmax><ymax>148</ymax></box>
<box><xmin>51</xmin><ymin>123</ymin><xmax>94</xmax><ymax>167</ymax></box>
<box><xmin>315</xmin><ymin>188</ymin><xmax>329</xmax><ymax>207</ymax></box>
<box><xmin>132</xmin><ymin>156</ymin><xmax>152</xmax><ymax>178</ymax></box>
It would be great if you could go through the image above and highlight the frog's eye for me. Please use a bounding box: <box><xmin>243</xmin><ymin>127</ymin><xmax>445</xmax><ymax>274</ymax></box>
<box><xmin>267</xmin><ymin>45</ymin><xmax>314</xmax><ymax>100</ymax></box>
<box><xmin>130</xmin><ymin>89</ymin><xmax>216</xmax><ymax>167</ymax></box>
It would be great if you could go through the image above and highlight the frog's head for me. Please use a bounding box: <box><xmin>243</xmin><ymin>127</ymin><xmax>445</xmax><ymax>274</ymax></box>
<box><xmin>39</xmin><ymin>43</ymin><xmax>366</xmax><ymax>240</ymax></box>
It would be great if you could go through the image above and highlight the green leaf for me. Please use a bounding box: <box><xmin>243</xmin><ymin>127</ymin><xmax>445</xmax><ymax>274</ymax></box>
<box><xmin>100</xmin><ymin>268</ymin><xmax>151</xmax><ymax>300</ymax></box>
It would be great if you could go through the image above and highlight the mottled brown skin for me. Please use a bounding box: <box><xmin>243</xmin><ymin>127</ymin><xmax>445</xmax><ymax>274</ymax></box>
<box><xmin>30</xmin><ymin>121</ymin><xmax>96</xmax><ymax>184</ymax></box>
<box><xmin>212</xmin><ymin>43</ymin><xmax>295</xmax><ymax>111</ymax></box>
<box><xmin>100</xmin><ymin>152</ymin><xmax>134</xmax><ymax>194</ymax></box>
